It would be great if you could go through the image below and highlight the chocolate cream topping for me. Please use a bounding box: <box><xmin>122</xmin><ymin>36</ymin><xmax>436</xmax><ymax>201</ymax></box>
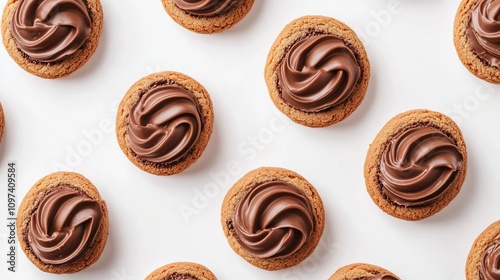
<box><xmin>127</xmin><ymin>82</ymin><xmax>202</xmax><ymax>165</ymax></box>
<box><xmin>361</xmin><ymin>275</ymin><xmax>398</xmax><ymax>280</ymax></box>
<box><xmin>232</xmin><ymin>180</ymin><xmax>314</xmax><ymax>259</ymax></box>
<box><xmin>467</xmin><ymin>0</ymin><xmax>500</xmax><ymax>67</ymax></box>
<box><xmin>481</xmin><ymin>240</ymin><xmax>500</xmax><ymax>280</ymax></box>
<box><xmin>378</xmin><ymin>125</ymin><xmax>463</xmax><ymax>207</ymax></box>
<box><xmin>11</xmin><ymin>0</ymin><xmax>92</xmax><ymax>63</ymax></box>
<box><xmin>173</xmin><ymin>0</ymin><xmax>237</xmax><ymax>16</ymax></box>
<box><xmin>27</xmin><ymin>186</ymin><xmax>103</xmax><ymax>265</ymax></box>
<box><xmin>165</xmin><ymin>273</ymin><xmax>198</xmax><ymax>280</ymax></box>
<box><xmin>277</xmin><ymin>34</ymin><xmax>361</xmax><ymax>112</ymax></box>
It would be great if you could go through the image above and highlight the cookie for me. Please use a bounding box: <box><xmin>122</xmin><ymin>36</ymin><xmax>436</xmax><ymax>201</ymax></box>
<box><xmin>0</xmin><ymin>102</ymin><xmax>4</xmax><ymax>143</ymax></box>
<box><xmin>328</xmin><ymin>263</ymin><xmax>400</xmax><ymax>280</ymax></box>
<box><xmin>116</xmin><ymin>71</ymin><xmax>214</xmax><ymax>176</ymax></box>
<box><xmin>221</xmin><ymin>167</ymin><xmax>325</xmax><ymax>270</ymax></box>
<box><xmin>145</xmin><ymin>262</ymin><xmax>217</xmax><ymax>280</ymax></box>
<box><xmin>466</xmin><ymin>220</ymin><xmax>500</xmax><ymax>280</ymax></box>
<box><xmin>1</xmin><ymin>0</ymin><xmax>103</xmax><ymax>79</ymax></box>
<box><xmin>17</xmin><ymin>171</ymin><xmax>108</xmax><ymax>274</ymax></box>
<box><xmin>161</xmin><ymin>0</ymin><xmax>255</xmax><ymax>34</ymax></box>
<box><xmin>264</xmin><ymin>15</ymin><xmax>370</xmax><ymax>127</ymax></box>
<box><xmin>454</xmin><ymin>0</ymin><xmax>500</xmax><ymax>83</ymax></box>
<box><xmin>364</xmin><ymin>109</ymin><xmax>468</xmax><ymax>221</ymax></box>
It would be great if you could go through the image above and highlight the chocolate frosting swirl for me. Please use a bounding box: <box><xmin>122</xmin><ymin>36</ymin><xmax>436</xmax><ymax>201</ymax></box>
<box><xmin>127</xmin><ymin>82</ymin><xmax>202</xmax><ymax>165</ymax></box>
<box><xmin>11</xmin><ymin>0</ymin><xmax>92</xmax><ymax>63</ymax></box>
<box><xmin>378</xmin><ymin>125</ymin><xmax>463</xmax><ymax>207</ymax></box>
<box><xmin>165</xmin><ymin>273</ymin><xmax>198</xmax><ymax>280</ymax></box>
<box><xmin>173</xmin><ymin>0</ymin><xmax>237</xmax><ymax>16</ymax></box>
<box><xmin>467</xmin><ymin>0</ymin><xmax>500</xmax><ymax>67</ymax></box>
<box><xmin>27</xmin><ymin>186</ymin><xmax>103</xmax><ymax>265</ymax></box>
<box><xmin>481</xmin><ymin>241</ymin><xmax>500</xmax><ymax>280</ymax></box>
<box><xmin>277</xmin><ymin>34</ymin><xmax>361</xmax><ymax>112</ymax></box>
<box><xmin>232</xmin><ymin>180</ymin><xmax>314</xmax><ymax>259</ymax></box>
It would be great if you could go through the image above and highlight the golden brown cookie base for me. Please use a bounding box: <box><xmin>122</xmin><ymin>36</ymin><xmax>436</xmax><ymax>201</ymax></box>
<box><xmin>116</xmin><ymin>71</ymin><xmax>214</xmax><ymax>176</ymax></box>
<box><xmin>1</xmin><ymin>0</ymin><xmax>103</xmax><ymax>79</ymax></box>
<box><xmin>454</xmin><ymin>0</ymin><xmax>500</xmax><ymax>83</ymax></box>
<box><xmin>221</xmin><ymin>167</ymin><xmax>325</xmax><ymax>270</ymax></box>
<box><xmin>466</xmin><ymin>220</ymin><xmax>500</xmax><ymax>280</ymax></box>
<box><xmin>364</xmin><ymin>109</ymin><xmax>468</xmax><ymax>221</ymax></box>
<box><xmin>17</xmin><ymin>171</ymin><xmax>108</xmax><ymax>274</ymax></box>
<box><xmin>0</xmin><ymin>102</ymin><xmax>4</xmax><ymax>143</ymax></box>
<box><xmin>161</xmin><ymin>0</ymin><xmax>254</xmax><ymax>34</ymax></box>
<box><xmin>264</xmin><ymin>15</ymin><xmax>370</xmax><ymax>127</ymax></box>
<box><xmin>145</xmin><ymin>262</ymin><xmax>217</xmax><ymax>280</ymax></box>
<box><xmin>328</xmin><ymin>263</ymin><xmax>400</xmax><ymax>280</ymax></box>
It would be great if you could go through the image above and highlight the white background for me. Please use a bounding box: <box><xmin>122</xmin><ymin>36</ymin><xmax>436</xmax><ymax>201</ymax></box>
<box><xmin>1</xmin><ymin>0</ymin><xmax>499</xmax><ymax>279</ymax></box>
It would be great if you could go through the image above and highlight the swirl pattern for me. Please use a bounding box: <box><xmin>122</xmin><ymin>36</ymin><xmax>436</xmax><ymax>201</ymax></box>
<box><xmin>481</xmin><ymin>241</ymin><xmax>500</xmax><ymax>280</ymax></box>
<box><xmin>467</xmin><ymin>0</ymin><xmax>500</xmax><ymax>67</ymax></box>
<box><xmin>167</xmin><ymin>273</ymin><xmax>198</xmax><ymax>280</ymax></box>
<box><xmin>127</xmin><ymin>82</ymin><xmax>202</xmax><ymax>165</ymax></box>
<box><xmin>173</xmin><ymin>0</ymin><xmax>237</xmax><ymax>16</ymax></box>
<box><xmin>27</xmin><ymin>186</ymin><xmax>103</xmax><ymax>265</ymax></box>
<box><xmin>277</xmin><ymin>34</ymin><xmax>361</xmax><ymax>112</ymax></box>
<box><xmin>378</xmin><ymin>126</ymin><xmax>463</xmax><ymax>207</ymax></box>
<box><xmin>232</xmin><ymin>180</ymin><xmax>314</xmax><ymax>258</ymax></box>
<box><xmin>11</xmin><ymin>0</ymin><xmax>92</xmax><ymax>63</ymax></box>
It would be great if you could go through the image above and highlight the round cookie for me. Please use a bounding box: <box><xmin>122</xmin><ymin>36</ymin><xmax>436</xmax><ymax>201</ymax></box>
<box><xmin>364</xmin><ymin>109</ymin><xmax>467</xmax><ymax>221</ymax></box>
<box><xmin>161</xmin><ymin>0</ymin><xmax>255</xmax><ymax>34</ymax></box>
<box><xmin>264</xmin><ymin>15</ymin><xmax>370</xmax><ymax>127</ymax></box>
<box><xmin>116</xmin><ymin>71</ymin><xmax>214</xmax><ymax>176</ymax></box>
<box><xmin>145</xmin><ymin>262</ymin><xmax>217</xmax><ymax>280</ymax></box>
<box><xmin>454</xmin><ymin>0</ymin><xmax>500</xmax><ymax>83</ymax></box>
<box><xmin>328</xmin><ymin>263</ymin><xmax>400</xmax><ymax>280</ymax></box>
<box><xmin>466</xmin><ymin>220</ymin><xmax>500</xmax><ymax>280</ymax></box>
<box><xmin>17</xmin><ymin>171</ymin><xmax>108</xmax><ymax>274</ymax></box>
<box><xmin>0</xmin><ymin>102</ymin><xmax>5</xmax><ymax>143</ymax></box>
<box><xmin>221</xmin><ymin>167</ymin><xmax>325</xmax><ymax>270</ymax></box>
<box><xmin>2</xmin><ymin>0</ymin><xmax>103</xmax><ymax>79</ymax></box>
